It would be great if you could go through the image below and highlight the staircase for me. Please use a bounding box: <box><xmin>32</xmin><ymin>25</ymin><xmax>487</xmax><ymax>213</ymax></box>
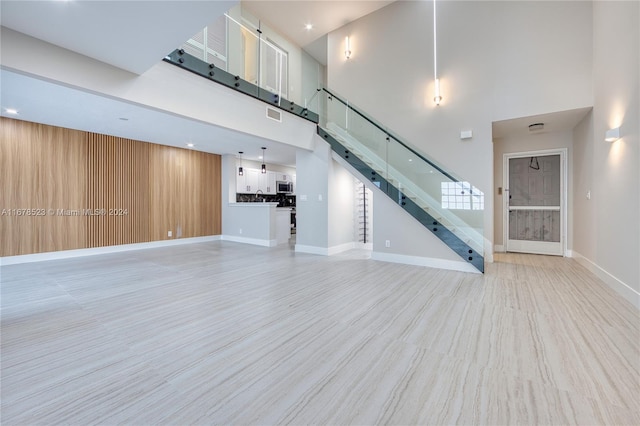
<box><xmin>164</xmin><ymin>50</ymin><xmax>485</xmax><ymax>273</ymax></box>
<box><xmin>314</xmin><ymin>88</ymin><xmax>484</xmax><ymax>273</ymax></box>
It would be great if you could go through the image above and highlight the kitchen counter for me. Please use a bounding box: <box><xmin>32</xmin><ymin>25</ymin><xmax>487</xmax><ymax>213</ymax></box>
<box><xmin>225</xmin><ymin>203</ymin><xmax>290</xmax><ymax>246</ymax></box>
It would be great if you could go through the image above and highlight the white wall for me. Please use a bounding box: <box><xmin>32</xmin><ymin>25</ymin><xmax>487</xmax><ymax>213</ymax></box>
<box><xmin>328</xmin><ymin>160</ymin><xmax>356</xmax><ymax>248</ymax></box>
<box><xmin>371</xmin><ymin>187</ymin><xmax>472</xmax><ymax>269</ymax></box>
<box><xmin>493</xmin><ymin>131</ymin><xmax>574</xmax><ymax>249</ymax></box>
<box><xmin>236</xmin><ymin>159</ymin><xmax>296</xmax><ymax>178</ymax></box>
<box><xmin>572</xmin><ymin>1</ymin><xmax>639</xmax><ymax>303</ymax></box>
<box><xmin>326</xmin><ymin>0</ymin><xmax>594</xmax><ymax>262</ymax></box>
<box><xmin>572</xmin><ymin>112</ymin><xmax>596</xmax><ymax>260</ymax></box>
<box><xmin>295</xmin><ymin>139</ymin><xmax>330</xmax><ymax>250</ymax></box>
<box><xmin>295</xmin><ymin>137</ymin><xmax>360</xmax><ymax>255</ymax></box>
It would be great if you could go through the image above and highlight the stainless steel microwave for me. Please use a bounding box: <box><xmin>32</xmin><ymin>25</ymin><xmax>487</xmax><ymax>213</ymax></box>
<box><xmin>276</xmin><ymin>181</ymin><xmax>293</xmax><ymax>193</ymax></box>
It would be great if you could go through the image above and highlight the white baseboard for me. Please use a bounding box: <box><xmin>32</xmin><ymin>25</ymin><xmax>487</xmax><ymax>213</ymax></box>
<box><xmin>328</xmin><ymin>242</ymin><xmax>356</xmax><ymax>255</ymax></box>
<box><xmin>494</xmin><ymin>245</ymin><xmax>505</xmax><ymax>253</ymax></box>
<box><xmin>0</xmin><ymin>235</ymin><xmax>222</xmax><ymax>266</ymax></box>
<box><xmin>371</xmin><ymin>251</ymin><xmax>480</xmax><ymax>274</ymax></box>
<box><xmin>295</xmin><ymin>242</ymin><xmax>356</xmax><ymax>256</ymax></box>
<box><xmin>483</xmin><ymin>238</ymin><xmax>494</xmax><ymax>263</ymax></box>
<box><xmin>356</xmin><ymin>242</ymin><xmax>373</xmax><ymax>250</ymax></box>
<box><xmin>221</xmin><ymin>235</ymin><xmax>277</xmax><ymax>247</ymax></box>
<box><xmin>295</xmin><ymin>244</ymin><xmax>329</xmax><ymax>255</ymax></box>
<box><xmin>570</xmin><ymin>250</ymin><xmax>640</xmax><ymax>309</ymax></box>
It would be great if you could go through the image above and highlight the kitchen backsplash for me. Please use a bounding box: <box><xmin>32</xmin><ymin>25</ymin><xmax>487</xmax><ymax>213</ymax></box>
<box><xmin>236</xmin><ymin>193</ymin><xmax>295</xmax><ymax>207</ymax></box>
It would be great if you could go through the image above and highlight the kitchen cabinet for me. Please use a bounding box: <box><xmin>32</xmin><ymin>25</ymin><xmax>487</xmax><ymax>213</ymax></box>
<box><xmin>263</xmin><ymin>171</ymin><xmax>277</xmax><ymax>194</ymax></box>
<box><xmin>237</xmin><ymin>168</ymin><xmax>277</xmax><ymax>194</ymax></box>
<box><xmin>237</xmin><ymin>168</ymin><xmax>261</xmax><ymax>193</ymax></box>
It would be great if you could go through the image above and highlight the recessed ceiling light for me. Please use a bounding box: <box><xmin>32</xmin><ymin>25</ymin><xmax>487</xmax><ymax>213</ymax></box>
<box><xmin>408</xmin><ymin>158</ymin><xmax>413</xmax><ymax>162</ymax></box>
<box><xmin>5</xmin><ymin>108</ymin><xmax>18</xmax><ymax>115</ymax></box>
<box><xmin>187</xmin><ymin>143</ymin><xmax>194</xmax><ymax>148</ymax></box>
<box><xmin>305</xmin><ymin>24</ymin><xmax>313</xmax><ymax>31</ymax></box>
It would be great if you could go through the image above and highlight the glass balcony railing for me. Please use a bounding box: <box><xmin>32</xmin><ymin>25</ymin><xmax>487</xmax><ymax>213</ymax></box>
<box><xmin>179</xmin><ymin>12</ymin><xmax>289</xmax><ymax>107</ymax></box>
<box><xmin>313</xmin><ymin>88</ymin><xmax>485</xmax><ymax>271</ymax></box>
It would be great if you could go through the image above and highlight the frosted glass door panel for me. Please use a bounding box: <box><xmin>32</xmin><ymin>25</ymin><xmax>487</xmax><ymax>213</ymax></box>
<box><xmin>509</xmin><ymin>210</ymin><xmax>560</xmax><ymax>242</ymax></box>
<box><xmin>509</xmin><ymin>156</ymin><xmax>560</xmax><ymax>206</ymax></box>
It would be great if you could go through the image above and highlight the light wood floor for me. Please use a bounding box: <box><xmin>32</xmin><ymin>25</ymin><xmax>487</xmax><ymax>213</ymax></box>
<box><xmin>1</xmin><ymin>242</ymin><xmax>638</xmax><ymax>425</ymax></box>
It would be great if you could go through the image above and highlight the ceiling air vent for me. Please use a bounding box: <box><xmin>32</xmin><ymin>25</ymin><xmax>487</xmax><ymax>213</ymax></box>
<box><xmin>266</xmin><ymin>107</ymin><xmax>282</xmax><ymax>122</ymax></box>
<box><xmin>528</xmin><ymin>122</ymin><xmax>544</xmax><ymax>132</ymax></box>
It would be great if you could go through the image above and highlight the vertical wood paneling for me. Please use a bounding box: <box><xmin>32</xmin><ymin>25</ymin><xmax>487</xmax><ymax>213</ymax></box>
<box><xmin>1</xmin><ymin>117</ymin><xmax>221</xmax><ymax>256</ymax></box>
<box><xmin>0</xmin><ymin>117</ymin><xmax>87</xmax><ymax>256</ymax></box>
<box><xmin>149</xmin><ymin>145</ymin><xmax>221</xmax><ymax>240</ymax></box>
<box><xmin>86</xmin><ymin>134</ymin><xmax>150</xmax><ymax>247</ymax></box>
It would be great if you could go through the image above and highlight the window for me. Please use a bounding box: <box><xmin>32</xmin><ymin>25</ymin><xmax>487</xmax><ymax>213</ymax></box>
<box><xmin>263</xmin><ymin>37</ymin><xmax>288</xmax><ymax>98</ymax></box>
<box><xmin>182</xmin><ymin>15</ymin><xmax>228</xmax><ymax>70</ymax></box>
<box><xmin>441</xmin><ymin>181</ymin><xmax>484</xmax><ymax>210</ymax></box>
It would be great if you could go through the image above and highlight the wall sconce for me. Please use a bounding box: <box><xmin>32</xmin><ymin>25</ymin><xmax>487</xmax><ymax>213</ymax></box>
<box><xmin>238</xmin><ymin>151</ymin><xmax>244</xmax><ymax>176</ymax></box>
<box><xmin>345</xmin><ymin>36</ymin><xmax>352</xmax><ymax>59</ymax></box>
<box><xmin>605</xmin><ymin>127</ymin><xmax>620</xmax><ymax>142</ymax></box>
<box><xmin>261</xmin><ymin>147</ymin><xmax>267</xmax><ymax>173</ymax></box>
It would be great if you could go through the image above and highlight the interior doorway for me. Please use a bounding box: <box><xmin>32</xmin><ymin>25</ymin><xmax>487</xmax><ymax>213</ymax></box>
<box><xmin>503</xmin><ymin>149</ymin><xmax>567</xmax><ymax>256</ymax></box>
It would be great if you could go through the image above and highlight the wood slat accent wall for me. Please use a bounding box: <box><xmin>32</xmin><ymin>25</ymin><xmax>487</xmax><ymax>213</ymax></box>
<box><xmin>86</xmin><ymin>134</ymin><xmax>151</xmax><ymax>247</ymax></box>
<box><xmin>1</xmin><ymin>117</ymin><xmax>87</xmax><ymax>256</ymax></box>
<box><xmin>1</xmin><ymin>117</ymin><xmax>221</xmax><ymax>257</ymax></box>
<box><xmin>149</xmin><ymin>145</ymin><xmax>221</xmax><ymax>241</ymax></box>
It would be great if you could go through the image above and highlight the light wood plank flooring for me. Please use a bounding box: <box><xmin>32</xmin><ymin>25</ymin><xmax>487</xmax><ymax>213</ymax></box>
<box><xmin>1</xmin><ymin>242</ymin><xmax>639</xmax><ymax>425</ymax></box>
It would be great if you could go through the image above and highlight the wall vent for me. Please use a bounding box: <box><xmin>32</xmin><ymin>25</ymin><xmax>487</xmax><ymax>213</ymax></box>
<box><xmin>266</xmin><ymin>107</ymin><xmax>282</xmax><ymax>122</ymax></box>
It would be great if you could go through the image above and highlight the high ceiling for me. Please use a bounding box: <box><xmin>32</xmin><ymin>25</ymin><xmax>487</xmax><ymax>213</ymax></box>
<box><xmin>243</xmin><ymin>1</ymin><xmax>395</xmax><ymax>65</ymax></box>
<box><xmin>1</xmin><ymin>1</ymin><xmax>586</xmax><ymax>166</ymax></box>
<box><xmin>0</xmin><ymin>0</ymin><xmax>394</xmax><ymax>166</ymax></box>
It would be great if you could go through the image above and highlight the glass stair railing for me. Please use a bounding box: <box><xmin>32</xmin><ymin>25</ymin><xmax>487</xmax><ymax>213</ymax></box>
<box><xmin>162</xmin><ymin>13</ymin><xmax>484</xmax><ymax>272</ymax></box>
<box><xmin>312</xmin><ymin>88</ymin><xmax>485</xmax><ymax>273</ymax></box>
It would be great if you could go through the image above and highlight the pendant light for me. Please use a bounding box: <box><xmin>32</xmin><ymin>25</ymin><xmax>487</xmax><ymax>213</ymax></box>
<box><xmin>261</xmin><ymin>147</ymin><xmax>267</xmax><ymax>173</ymax></box>
<box><xmin>238</xmin><ymin>151</ymin><xmax>244</xmax><ymax>176</ymax></box>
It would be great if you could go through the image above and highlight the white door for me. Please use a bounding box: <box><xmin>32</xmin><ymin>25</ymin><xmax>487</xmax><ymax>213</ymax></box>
<box><xmin>505</xmin><ymin>150</ymin><xmax>566</xmax><ymax>256</ymax></box>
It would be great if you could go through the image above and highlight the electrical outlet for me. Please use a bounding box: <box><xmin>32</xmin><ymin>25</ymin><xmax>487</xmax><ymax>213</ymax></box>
<box><xmin>385</xmin><ymin>240</ymin><xmax>390</xmax><ymax>248</ymax></box>
<box><xmin>239</xmin><ymin>228</ymin><xmax>243</xmax><ymax>234</ymax></box>
<box><xmin>318</xmin><ymin>194</ymin><xmax>323</xmax><ymax>201</ymax></box>
<box><xmin>586</xmin><ymin>190</ymin><xmax>591</xmax><ymax>200</ymax></box>
<box><xmin>168</xmin><ymin>230</ymin><xmax>172</xmax><ymax>237</ymax></box>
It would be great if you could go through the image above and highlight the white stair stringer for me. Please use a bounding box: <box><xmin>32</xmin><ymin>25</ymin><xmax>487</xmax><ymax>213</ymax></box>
<box><xmin>325</xmin><ymin>122</ymin><xmax>484</xmax><ymax>254</ymax></box>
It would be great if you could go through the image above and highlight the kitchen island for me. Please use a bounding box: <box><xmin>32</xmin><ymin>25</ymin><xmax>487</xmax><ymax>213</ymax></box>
<box><xmin>224</xmin><ymin>202</ymin><xmax>291</xmax><ymax>246</ymax></box>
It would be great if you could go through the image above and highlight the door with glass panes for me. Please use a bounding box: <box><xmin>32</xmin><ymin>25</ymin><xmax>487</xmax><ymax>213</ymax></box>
<box><xmin>505</xmin><ymin>151</ymin><xmax>565</xmax><ymax>256</ymax></box>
